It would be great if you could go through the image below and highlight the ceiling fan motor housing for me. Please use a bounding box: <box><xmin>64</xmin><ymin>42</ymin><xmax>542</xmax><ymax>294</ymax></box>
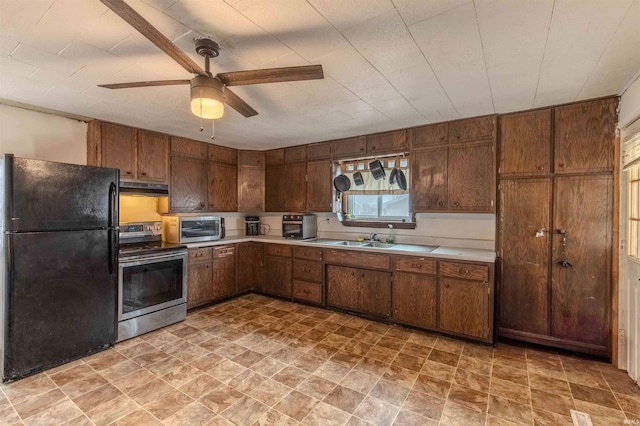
<box><xmin>195</xmin><ymin>38</ymin><xmax>220</xmax><ymax>58</ymax></box>
<box><xmin>190</xmin><ymin>75</ymin><xmax>225</xmax><ymax>119</ymax></box>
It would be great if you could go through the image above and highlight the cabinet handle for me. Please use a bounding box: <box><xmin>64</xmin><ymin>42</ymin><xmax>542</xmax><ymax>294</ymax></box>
<box><xmin>141</xmin><ymin>172</ymin><xmax>147</xmax><ymax>176</ymax></box>
<box><xmin>538</xmin><ymin>166</ymin><xmax>544</xmax><ymax>171</ymax></box>
<box><xmin>454</xmin><ymin>202</ymin><xmax>460</xmax><ymax>207</ymax></box>
<box><xmin>456</xmin><ymin>134</ymin><xmax>460</xmax><ymax>139</ymax></box>
<box><xmin>458</xmin><ymin>268</ymin><xmax>470</xmax><ymax>274</ymax></box>
<box><xmin>125</xmin><ymin>171</ymin><xmax>132</xmax><ymax>175</ymax></box>
<box><xmin>445</xmin><ymin>283</ymin><xmax>449</xmax><ymax>288</ymax></box>
<box><xmin>438</xmin><ymin>201</ymin><xmax>444</xmax><ymax>207</ymax></box>
<box><xmin>440</xmin><ymin>136</ymin><xmax>445</xmax><ymax>141</ymax></box>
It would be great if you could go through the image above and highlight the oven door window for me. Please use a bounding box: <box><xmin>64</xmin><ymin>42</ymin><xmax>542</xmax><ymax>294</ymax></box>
<box><xmin>181</xmin><ymin>220</ymin><xmax>219</xmax><ymax>239</ymax></box>
<box><xmin>282</xmin><ymin>222</ymin><xmax>301</xmax><ymax>238</ymax></box>
<box><xmin>120</xmin><ymin>258</ymin><xmax>184</xmax><ymax>320</ymax></box>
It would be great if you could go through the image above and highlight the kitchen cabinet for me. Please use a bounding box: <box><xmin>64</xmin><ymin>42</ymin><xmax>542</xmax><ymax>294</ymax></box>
<box><xmin>211</xmin><ymin>245</ymin><xmax>237</xmax><ymax>300</ymax></box>
<box><xmin>187</xmin><ymin>248</ymin><xmax>214</xmax><ymax>308</ymax></box>
<box><xmin>285</xmin><ymin>145</ymin><xmax>307</xmax><ymax>163</ymax></box>
<box><xmin>366</xmin><ymin>130</ymin><xmax>407</xmax><ymax>155</ymax></box>
<box><xmin>292</xmin><ymin>246</ymin><xmax>323</xmax><ymax>304</ymax></box>
<box><xmin>331</xmin><ymin>136</ymin><xmax>366</xmax><ymax>159</ymax></box>
<box><xmin>554</xmin><ymin>98</ymin><xmax>616</xmax><ymax>174</ymax></box>
<box><xmin>306</xmin><ymin>160</ymin><xmax>332</xmax><ymax>212</ymax></box>
<box><xmin>238</xmin><ymin>150</ymin><xmax>264</xmax><ymax>212</ymax></box>
<box><xmin>497</xmin><ymin>96</ymin><xmax>616</xmax><ymax>356</ymax></box>
<box><xmin>408</xmin><ymin>123</ymin><xmax>448</xmax><ymax>149</ymax></box>
<box><xmin>438</xmin><ymin>261</ymin><xmax>492</xmax><ymax>341</ymax></box>
<box><xmin>87</xmin><ymin>121</ymin><xmax>169</xmax><ymax>183</ymax></box>
<box><xmin>307</xmin><ymin>141</ymin><xmax>331</xmax><ymax>160</ymax></box>
<box><xmin>265</xmin><ymin>164</ymin><xmax>286</xmax><ymax>212</ymax></box>
<box><xmin>500</xmin><ymin>109</ymin><xmax>551</xmax><ymax>177</ymax></box>
<box><xmin>170</xmin><ymin>154</ymin><xmax>208</xmax><ymax>212</ymax></box>
<box><xmin>447</xmin><ymin>141</ymin><xmax>494</xmax><ymax>211</ymax></box>
<box><xmin>411</xmin><ymin>142</ymin><xmax>494</xmax><ymax>212</ymax></box>
<box><xmin>187</xmin><ymin>245</ymin><xmax>237</xmax><ymax>308</ymax></box>
<box><xmin>285</xmin><ymin>162</ymin><xmax>307</xmax><ymax>212</ymax></box>
<box><xmin>326</xmin><ymin>265</ymin><xmax>391</xmax><ymax>318</ymax></box>
<box><xmin>263</xmin><ymin>244</ymin><xmax>292</xmax><ymax>298</ymax></box>
<box><xmin>208</xmin><ymin>161</ymin><xmax>237</xmax><ymax>211</ymax></box>
<box><xmin>209</xmin><ymin>144</ymin><xmax>237</xmax><ymax>164</ymax></box>
<box><xmin>393</xmin><ymin>257</ymin><xmax>437</xmax><ymax>329</ymax></box>
<box><xmin>448</xmin><ymin>115</ymin><xmax>495</xmax><ymax>143</ymax></box>
<box><xmin>171</xmin><ymin>137</ymin><xmax>207</xmax><ymax>159</ymax></box>
<box><xmin>237</xmin><ymin>242</ymin><xmax>264</xmax><ymax>292</ymax></box>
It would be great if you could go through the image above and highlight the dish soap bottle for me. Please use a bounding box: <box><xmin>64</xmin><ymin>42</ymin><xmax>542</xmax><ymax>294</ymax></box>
<box><xmin>387</xmin><ymin>224</ymin><xmax>395</xmax><ymax>244</ymax></box>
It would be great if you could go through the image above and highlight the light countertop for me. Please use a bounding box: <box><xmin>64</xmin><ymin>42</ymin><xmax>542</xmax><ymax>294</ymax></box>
<box><xmin>186</xmin><ymin>235</ymin><xmax>496</xmax><ymax>263</ymax></box>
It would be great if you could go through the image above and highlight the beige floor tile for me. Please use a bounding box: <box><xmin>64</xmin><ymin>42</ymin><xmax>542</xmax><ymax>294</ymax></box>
<box><xmin>488</xmin><ymin>394</ymin><xmax>533</xmax><ymax>425</ymax></box>
<box><xmin>72</xmin><ymin>383</ymin><xmax>123</xmax><ymax>413</ymax></box>
<box><xmin>23</xmin><ymin>399</ymin><xmax>84</xmax><ymax>426</ymax></box>
<box><xmin>85</xmin><ymin>395</ymin><xmax>140</xmax><ymax>426</ymax></box>
<box><xmin>439</xmin><ymin>400</ymin><xmax>486</xmax><ymax>426</ymax></box>
<box><xmin>274</xmin><ymin>390</ymin><xmax>319</xmax><ymax>421</ymax></box>
<box><xmin>340</xmin><ymin>370</ymin><xmax>379</xmax><ymax>394</ymax></box>
<box><xmin>163</xmin><ymin>401</ymin><xmax>215</xmax><ymax>426</ymax></box>
<box><xmin>369</xmin><ymin>379</ymin><xmax>411</xmax><ymax>407</ymax></box>
<box><xmin>143</xmin><ymin>388</ymin><xmax>193</xmax><ymax>420</ymax></box>
<box><xmin>199</xmin><ymin>384</ymin><xmax>244</xmax><ymax>414</ymax></box>
<box><xmin>220</xmin><ymin>395</ymin><xmax>269</xmax><ymax>425</ymax></box>
<box><xmin>109</xmin><ymin>409</ymin><xmax>162</xmax><ymax>425</ymax></box>
<box><xmin>14</xmin><ymin>388</ymin><xmax>67</xmax><ymax>420</ymax></box>
<box><xmin>454</xmin><ymin>368</ymin><xmax>491</xmax><ymax>393</ymax></box>
<box><xmin>401</xmin><ymin>388</ymin><xmax>445</xmax><ymax>420</ymax></box>
<box><xmin>323</xmin><ymin>385</ymin><xmax>366</xmax><ymax>414</ymax></box>
<box><xmin>393</xmin><ymin>409</ymin><xmax>438</xmax><ymax>425</ymax></box>
<box><xmin>296</xmin><ymin>374</ymin><xmax>337</xmax><ymax>400</ymax></box>
<box><xmin>248</xmin><ymin>378</ymin><xmax>292</xmax><ymax>406</ymax></box>
<box><xmin>303</xmin><ymin>401</ymin><xmax>351</xmax><ymax>426</ymax></box>
<box><xmin>353</xmin><ymin>396</ymin><xmax>400</xmax><ymax>426</ymax></box>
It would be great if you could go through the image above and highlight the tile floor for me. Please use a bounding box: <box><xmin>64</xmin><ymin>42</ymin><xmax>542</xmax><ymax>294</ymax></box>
<box><xmin>1</xmin><ymin>294</ymin><xmax>639</xmax><ymax>426</ymax></box>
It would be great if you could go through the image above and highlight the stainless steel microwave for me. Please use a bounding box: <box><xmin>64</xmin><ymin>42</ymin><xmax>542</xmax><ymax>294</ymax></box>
<box><xmin>162</xmin><ymin>215</ymin><xmax>224</xmax><ymax>244</ymax></box>
<box><xmin>282</xmin><ymin>214</ymin><xmax>317</xmax><ymax>240</ymax></box>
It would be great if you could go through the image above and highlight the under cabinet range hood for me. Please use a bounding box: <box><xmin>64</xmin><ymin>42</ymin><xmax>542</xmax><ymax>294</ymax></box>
<box><xmin>119</xmin><ymin>181</ymin><xmax>169</xmax><ymax>196</ymax></box>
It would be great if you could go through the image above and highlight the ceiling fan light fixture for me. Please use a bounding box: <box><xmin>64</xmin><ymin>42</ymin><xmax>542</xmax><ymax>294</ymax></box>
<box><xmin>190</xmin><ymin>76</ymin><xmax>225</xmax><ymax>119</ymax></box>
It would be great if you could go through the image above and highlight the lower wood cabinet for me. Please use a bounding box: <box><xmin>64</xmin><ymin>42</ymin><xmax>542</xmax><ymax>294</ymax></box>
<box><xmin>326</xmin><ymin>265</ymin><xmax>391</xmax><ymax>318</ymax></box>
<box><xmin>187</xmin><ymin>245</ymin><xmax>237</xmax><ymax>308</ymax></box>
<box><xmin>263</xmin><ymin>244</ymin><xmax>292</xmax><ymax>297</ymax></box>
<box><xmin>237</xmin><ymin>242</ymin><xmax>264</xmax><ymax>292</ymax></box>
<box><xmin>393</xmin><ymin>256</ymin><xmax>437</xmax><ymax>330</ymax></box>
<box><xmin>292</xmin><ymin>246</ymin><xmax>323</xmax><ymax>304</ymax></box>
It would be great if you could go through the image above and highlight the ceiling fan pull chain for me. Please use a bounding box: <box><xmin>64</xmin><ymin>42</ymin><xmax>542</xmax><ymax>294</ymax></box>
<box><xmin>211</xmin><ymin>119</ymin><xmax>216</xmax><ymax>140</ymax></box>
<box><xmin>199</xmin><ymin>89</ymin><xmax>204</xmax><ymax>132</ymax></box>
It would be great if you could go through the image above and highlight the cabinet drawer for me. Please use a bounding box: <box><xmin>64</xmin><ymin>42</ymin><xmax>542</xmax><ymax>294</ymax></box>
<box><xmin>449</xmin><ymin>116</ymin><xmax>495</xmax><ymax>143</ymax></box>
<box><xmin>325</xmin><ymin>249</ymin><xmax>390</xmax><ymax>270</ymax></box>
<box><xmin>293</xmin><ymin>259</ymin><xmax>322</xmax><ymax>282</ymax></box>
<box><xmin>440</xmin><ymin>261</ymin><xmax>489</xmax><ymax>281</ymax></box>
<box><xmin>293</xmin><ymin>246</ymin><xmax>323</xmax><ymax>261</ymax></box>
<box><xmin>213</xmin><ymin>245</ymin><xmax>235</xmax><ymax>258</ymax></box>
<box><xmin>395</xmin><ymin>256</ymin><xmax>436</xmax><ymax>275</ymax></box>
<box><xmin>189</xmin><ymin>247</ymin><xmax>212</xmax><ymax>262</ymax></box>
<box><xmin>293</xmin><ymin>280</ymin><xmax>322</xmax><ymax>303</ymax></box>
<box><xmin>265</xmin><ymin>244</ymin><xmax>292</xmax><ymax>257</ymax></box>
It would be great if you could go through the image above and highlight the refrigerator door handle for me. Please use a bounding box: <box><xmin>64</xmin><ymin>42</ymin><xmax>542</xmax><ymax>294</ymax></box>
<box><xmin>108</xmin><ymin>182</ymin><xmax>118</xmax><ymax>274</ymax></box>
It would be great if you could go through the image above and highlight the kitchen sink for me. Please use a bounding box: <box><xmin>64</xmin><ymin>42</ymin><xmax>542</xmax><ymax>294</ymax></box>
<box><xmin>306</xmin><ymin>239</ymin><xmax>438</xmax><ymax>253</ymax></box>
<box><xmin>332</xmin><ymin>240</ymin><xmax>369</xmax><ymax>247</ymax></box>
<box><xmin>360</xmin><ymin>241</ymin><xmax>396</xmax><ymax>248</ymax></box>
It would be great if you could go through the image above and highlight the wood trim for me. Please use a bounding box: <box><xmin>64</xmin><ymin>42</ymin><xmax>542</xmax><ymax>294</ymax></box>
<box><xmin>86</xmin><ymin>120</ymin><xmax>101</xmax><ymax>166</ymax></box>
<box><xmin>611</xmin><ymin>132</ymin><xmax>620</xmax><ymax>366</ymax></box>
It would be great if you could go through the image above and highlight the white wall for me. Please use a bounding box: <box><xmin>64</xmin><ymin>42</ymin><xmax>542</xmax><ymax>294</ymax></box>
<box><xmin>619</xmin><ymin>74</ymin><xmax>640</xmax><ymax>128</ymax></box>
<box><xmin>0</xmin><ymin>104</ymin><xmax>87</xmax><ymax>164</ymax></box>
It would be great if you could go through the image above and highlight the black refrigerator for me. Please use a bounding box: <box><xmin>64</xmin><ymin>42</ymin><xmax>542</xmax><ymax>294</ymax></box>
<box><xmin>0</xmin><ymin>154</ymin><xmax>119</xmax><ymax>382</ymax></box>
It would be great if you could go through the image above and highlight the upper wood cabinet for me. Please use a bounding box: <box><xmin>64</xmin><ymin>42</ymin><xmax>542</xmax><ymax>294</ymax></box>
<box><xmin>331</xmin><ymin>136</ymin><xmax>366</xmax><ymax>159</ymax></box>
<box><xmin>410</xmin><ymin>147</ymin><xmax>448</xmax><ymax>211</ymax></box>
<box><xmin>265</xmin><ymin>164</ymin><xmax>286</xmax><ymax>212</ymax></box>
<box><xmin>366</xmin><ymin>130</ymin><xmax>407</xmax><ymax>155</ymax></box>
<box><xmin>88</xmin><ymin>121</ymin><xmax>168</xmax><ymax>183</ymax></box>
<box><xmin>208</xmin><ymin>161</ymin><xmax>237</xmax><ymax>212</ymax></box>
<box><xmin>170</xmin><ymin>154</ymin><xmax>208</xmax><ymax>212</ymax></box>
<box><xmin>307</xmin><ymin>142</ymin><xmax>331</xmax><ymax>160</ymax></box>
<box><xmin>306</xmin><ymin>160</ymin><xmax>332</xmax><ymax>212</ymax></box>
<box><xmin>500</xmin><ymin>109</ymin><xmax>551</xmax><ymax>177</ymax></box>
<box><xmin>285</xmin><ymin>162</ymin><xmax>307</xmax><ymax>211</ymax></box>
<box><xmin>448</xmin><ymin>142</ymin><xmax>495</xmax><ymax>211</ymax></box>
<box><xmin>237</xmin><ymin>150</ymin><xmax>264</xmax><ymax>212</ymax></box>
<box><xmin>265</xmin><ymin>148</ymin><xmax>285</xmax><ymax>165</ymax></box>
<box><xmin>285</xmin><ymin>145</ymin><xmax>307</xmax><ymax>163</ymax></box>
<box><xmin>208</xmin><ymin>144</ymin><xmax>237</xmax><ymax>164</ymax></box>
<box><xmin>554</xmin><ymin>98</ymin><xmax>617</xmax><ymax>174</ymax></box>
<box><xmin>171</xmin><ymin>137</ymin><xmax>207</xmax><ymax>159</ymax></box>
<box><xmin>408</xmin><ymin>123</ymin><xmax>448</xmax><ymax>149</ymax></box>
<box><xmin>449</xmin><ymin>115</ymin><xmax>496</xmax><ymax>143</ymax></box>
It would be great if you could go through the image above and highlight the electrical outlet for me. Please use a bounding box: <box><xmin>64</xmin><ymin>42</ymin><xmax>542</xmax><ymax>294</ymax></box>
<box><xmin>619</xmin><ymin>328</ymin><xmax>625</xmax><ymax>338</ymax></box>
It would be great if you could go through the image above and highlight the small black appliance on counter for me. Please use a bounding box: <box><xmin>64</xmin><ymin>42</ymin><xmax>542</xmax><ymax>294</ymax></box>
<box><xmin>282</xmin><ymin>214</ymin><xmax>317</xmax><ymax>240</ymax></box>
<box><xmin>245</xmin><ymin>216</ymin><xmax>260</xmax><ymax>236</ymax></box>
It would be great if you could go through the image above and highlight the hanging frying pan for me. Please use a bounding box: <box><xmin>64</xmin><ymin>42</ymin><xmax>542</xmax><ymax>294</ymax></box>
<box><xmin>369</xmin><ymin>159</ymin><xmax>385</xmax><ymax>180</ymax></box>
<box><xmin>333</xmin><ymin>174</ymin><xmax>351</xmax><ymax>192</ymax></box>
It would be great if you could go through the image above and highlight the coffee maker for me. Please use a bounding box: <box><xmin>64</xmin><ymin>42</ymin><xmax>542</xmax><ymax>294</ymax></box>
<box><xmin>245</xmin><ymin>216</ymin><xmax>261</xmax><ymax>236</ymax></box>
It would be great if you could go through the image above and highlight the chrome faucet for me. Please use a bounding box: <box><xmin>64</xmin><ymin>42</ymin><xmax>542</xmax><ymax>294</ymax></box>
<box><xmin>369</xmin><ymin>233</ymin><xmax>378</xmax><ymax>242</ymax></box>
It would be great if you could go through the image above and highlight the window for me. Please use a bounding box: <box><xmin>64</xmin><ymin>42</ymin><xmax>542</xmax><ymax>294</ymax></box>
<box><xmin>629</xmin><ymin>164</ymin><xmax>640</xmax><ymax>259</ymax></box>
<box><xmin>339</xmin><ymin>156</ymin><xmax>412</xmax><ymax>223</ymax></box>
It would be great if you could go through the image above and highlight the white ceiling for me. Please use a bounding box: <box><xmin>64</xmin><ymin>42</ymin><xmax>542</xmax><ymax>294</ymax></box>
<box><xmin>1</xmin><ymin>0</ymin><xmax>639</xmax><ymax>150</ymax></box>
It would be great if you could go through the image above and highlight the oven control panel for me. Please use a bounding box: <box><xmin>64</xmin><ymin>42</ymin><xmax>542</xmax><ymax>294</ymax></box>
<box><xmin>120</xmin><ymin>221</ymin><xmax>162</xmax><ymax>239</ymax></box>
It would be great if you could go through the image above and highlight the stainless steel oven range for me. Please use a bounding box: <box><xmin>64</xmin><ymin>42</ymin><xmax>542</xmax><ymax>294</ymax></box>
<box><xmin>118</xmin><ymin>221</ymin><xmax>187</xmax><ymax>342</ymax></box>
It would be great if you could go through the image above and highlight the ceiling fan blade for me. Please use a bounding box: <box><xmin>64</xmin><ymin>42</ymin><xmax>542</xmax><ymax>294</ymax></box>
<box><xmin>216</xmin><ymin>65</ymin><xmax>323</xmax><ymax>86</ymax></box>
<box><xmin>99</xmin><ymin>0</ymin><xmax>205</xmax><ymax>76</ymax></box>
<box><xmin>98</xmin><ymin>80</ymin><xmax>191</xmax><ymax>89</ymax></box>
<box><xmin>224</xmin><ymin>87</ymin><xmax>258</xmax><ymax>117</ymax></box>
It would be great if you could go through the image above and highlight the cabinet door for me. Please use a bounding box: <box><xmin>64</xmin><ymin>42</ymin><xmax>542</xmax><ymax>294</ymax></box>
<box><xmin>264</xmin><ymin>255</ymin><xmax>292</xmax><ymax>297</ymax></box>
<box><xmin>187</xmin><ymin>261</ymin><xmax>213</xmax><ymax>308</ymax></box>
<box><xmin>102</xmin><ymin>123</ymin><xmax>136</xmax><ymax>179</ymax></box>
<box><xmin>239</xmin><ymin>150</ymin><xmax>264</xmax><ymax>167</ymax></box>
<box><xmin>554</xmin><ymin>98</ymin><xmax>616</xmax><ymax>174</ymax></box>
<box><xmin>449</xmin><ymin>116</ymin><xmax>495</xmax><ymax>143</ymax></box>
<box><xmin>171</xmin><ymin>137</ymin><xmax>207</xmax><ymax>159</ymax></box>
<box><xmin>498</xmin><ymin>178</ymin><xmax>551</xmax><ymax>335</ymax></box>
<box><xmin>209</xmin><ymin>161</ymin><xmax>237</xmax><ymax>212</ymax></box>
<box><xmin>393</xmin><ymin>272</ymin><xmax>437</xmax><ymax>329</ymax></box>
<box><xmin>307</xmin><ymin>142</ymin><xmax>331</xmax><ymax>160</ymax></box>
<box><xmin>448</xmin><ymin>142</ymin><xmax>494</xmax><ymax>211</ymax></box>
<box><xmin>551</xmin><ymin>175</ymin><xmax>612</xmax><ymax>348</ymax></box>
<box><xmin>285</xmin><ymin>146</ymin><xmax>307</xmax><ymax>163</ymax></box>
<box><xmin>409</xmin><ymin>123</ymin><xmax>448</xmax><ymax>149</ymax></box>
<box><xmin>326</xmin><ymin>265</ymin><xmax>391</xmax><ymax>317</ymax></box>
<box><xmin>367</xmin><ymin>130</ymin><xmax>407</xmax><ymax>155</ymax></box>
<box><xmin>439</xmin><ymin>278</ymin><xmax>489</xmax><ymax>340</ymax></box>
<box><xmin>137</xmin><ymin>130</ymin><xmax>169</xmax><ymax>183</ymax></box>
<box><xmin>265</xmin><ymin>164</ymin><xmax>286</xmax><ymax>212</ymax></box>
<box><xmin>410</xmin><ymin>147</ymin><xmax>447</xmax><ymax>211</ymax></box>
<box><xmin>238</xmin><ymin>243</ymin><xmax>263</xmax><ymax>292</ymax></box>
<box><xmin>331</xmin><ymin>136</ymin><xmax>366</xmax><ymax>159</ymax></box>
<box><xmin>285</xmin><ymin>162</ymin><xmax>307</xmax><ymax>211</ymax></box>
<box><xmin>170</xmin><ymin>156</ymin><xmax>208</xmax><ymax>212</ymax></box>
<box><xmin>500</xmin><ymin>109</ymin><xmax>551</xmax><ymax>176</ymax></box>
<box><xmin>209</xmin><ymin>144</ymin><xmax>237</xmax><ymax>164</ymax></box>
<box><xmin>238</xmin><ymin>166</ymin><xmax>264</xmax><ymax>212</ymax></box>
<box><xmin>306</xmin><ymin>160</ymin><xmax>332</xmax><ymax>212</ymax></box>
<box><xmin>212</xmin><ymin>255</ymin><xmax>237</xmax><ymax>299</ymax></box>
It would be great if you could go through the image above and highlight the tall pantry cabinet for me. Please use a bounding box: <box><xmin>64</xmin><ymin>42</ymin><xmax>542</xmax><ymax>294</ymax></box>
<box><xmin>498</xmin><ymin>97</ymin><xmax>616</xmax><ymax>357</ymax></box>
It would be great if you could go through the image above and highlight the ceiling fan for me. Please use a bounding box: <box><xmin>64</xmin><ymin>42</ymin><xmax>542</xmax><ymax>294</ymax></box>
<box><xmin>97</xmin><ymin>0</ymin><xmax>324</xmax><ymax>119</ymax></box>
